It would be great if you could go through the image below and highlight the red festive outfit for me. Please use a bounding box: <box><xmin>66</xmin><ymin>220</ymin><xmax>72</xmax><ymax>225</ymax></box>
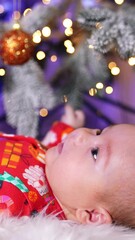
<box><xmin>0</xmin><ymin>122</ymin><xmax>73</xmax><ymax>219</ymax></box>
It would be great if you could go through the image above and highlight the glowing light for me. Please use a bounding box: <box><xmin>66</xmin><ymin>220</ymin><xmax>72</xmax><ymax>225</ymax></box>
<box><xmin>42</xmin><ymin>0</ymin><xmax>51</xmax><ymax>4</ymax></box>
<box><xmin>128</xmin><ymin>57</ymin><xmax>135</xmax><ymax>66</ymax></box>
<box><xmin>65</xmin><ymin>28</ymin><xmax>73</xmax><ymax>37</ymax></box>
<box><xmin>32</xmin><ymin>30</ymin><xmax>42</xmax><ymax>43</ymax></box>
<box><xmin>0</xmin><ymin>68</ymin><xmax>5</xmax><ymax>76</ymax></box>
<box><xmin>64</xmin><ymin>39</ymin><xmax>74</xmax><ymax>54</ymax></box>
<box><xmin>23</xmin><ymin>8</ymin><xmax>32</xmax><ymax>16</ymax></box>
<box><xmin>66</xmin><ymin>46</ymin><xmax>75</xmax><ymax>54</ymax></box>
<box><xmin>0</xmin><ymin>5</ymin><xmax>4</xmax><ymax>14</ymax></box>
<box><xmin>89</xmin><ymin>88</ymin><xmax>97</xmax><ymax>96</ymax></box>
<box><xmin>34</xmin><ymin>30</ymin><xmax>41</xmax><ymax>37</ymax></box>
<box><xmin>105</xmin><ymin>86</ymin><xmax>113</xmax><ymax>94</ymax></box>
<box><xmin>64</xmin><ymin>40</ymin><xmax>72</xmax><ymax>48</ymax></box>
<box><xmin>50</xmin><ymin>55</ymin><xmax>57</xmax><ymax>62</ymax></box>
<box><xmin>89</xmin><ymin>45</ymin><xmax>94</xmax><ymax>49</ymax></box>
<box><xmin>13</xmin><ymin>11</ymin><xmax>21</xmax><ymax>20</ymax></box>
<box><xmin>63</xmin><ymin>18</ymin><xmax>73</xmax><ymax>28</ymax></box>
<box><xmin>114</xmin><ymin>0</ymin><xmax>124</xmax><ymax>5</ymax></box>
<box><xmin>96</xmin><ymin>82</ymin><xmax>104</xmax><ymax>89</ymax></box>
<box><xmin>108</xmin><ymin>61</ymin><xmax>117</xmax><ymax>69</ymax></box>
<box><xmin>13</xmin><ymin>23</ymin><xmax>20</xmax><ymax>29</ymax></box>
<box><xmin>36</xmin><ymin>51</ymin><xmax>46</xmax><ymax>60</ymax></box>
<box><xmin>63</xmin><ymin>95</ymin><xmax>68</xmax><ymax>103</ymax></box>
<box><xmin>111</xmin><ymin>66</ymin><xmax>120</xmax><ymax>75</ymax></box>
<box><xmin>39</xmin><ymin>108</ymin><xmax>48</xmax><ymax>117</ymax></box>
<box><xmin>42</xmin><ymin>26</ymin><xmax>51</xmax><ymax>37</ymax></box>
<box><xmin>96</xmin><ymin>22</ymin><xmax>102</xmax><ymax>29</ymax></box>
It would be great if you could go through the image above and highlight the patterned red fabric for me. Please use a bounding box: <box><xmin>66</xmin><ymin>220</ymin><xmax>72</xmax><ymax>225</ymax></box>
<box><xmin>0</xmin><ymin>122</ymin><xmax>74</xmax><ymax>219</ymax></box>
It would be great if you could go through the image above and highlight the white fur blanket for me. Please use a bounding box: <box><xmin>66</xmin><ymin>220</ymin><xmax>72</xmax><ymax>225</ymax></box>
<box><xmin>0</xmin><ymin>214</ymin><xmax>134</xmax><ymax>240</ymax></box>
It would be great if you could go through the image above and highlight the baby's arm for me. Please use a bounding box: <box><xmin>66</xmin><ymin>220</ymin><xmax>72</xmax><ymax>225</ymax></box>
<box><xmin>60</xmin><ymin>104</ymin><xmax>85</xmax><ymax>128</ymax></box>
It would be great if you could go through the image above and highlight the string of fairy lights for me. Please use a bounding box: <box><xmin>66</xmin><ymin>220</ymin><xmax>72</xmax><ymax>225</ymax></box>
<box><xmin>83</xmin><ymin>0</ymin><xmax>135</xmax><ymax>97</ymax></box>
<box><xmin>90</xmin><ymin>54</ymin><xmax>135</xmax><ymax>96</ymax></box>
<box><xmin>0</xmin><ymin>0</ymin><xmax>133</xmax><ymax>104</ymax></box>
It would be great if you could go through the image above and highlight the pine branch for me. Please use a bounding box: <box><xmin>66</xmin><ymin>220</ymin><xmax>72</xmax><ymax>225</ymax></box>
<box><xmin>77</xmin><ymin>4</ymin><xmax>135</xmax><ymax>59</ymax></box>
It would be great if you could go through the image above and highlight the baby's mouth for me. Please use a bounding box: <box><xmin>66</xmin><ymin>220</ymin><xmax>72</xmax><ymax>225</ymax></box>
<box><xmin>57</xmin><ymin>142</ymin><xmax>64</xmax><ymax>154</ymax></box>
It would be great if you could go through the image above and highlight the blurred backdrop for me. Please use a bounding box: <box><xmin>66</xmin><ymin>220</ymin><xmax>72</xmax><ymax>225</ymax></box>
<box><xmin>0</xmin><ymin>0</ymin><xmax>135</xmax><ymax>139</ymax></box>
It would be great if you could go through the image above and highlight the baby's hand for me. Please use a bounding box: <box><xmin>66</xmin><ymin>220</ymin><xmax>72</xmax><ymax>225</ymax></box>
<box><xmin>61</xmin><ymin>104</ymin><xmax>85</xmax><ymax>128</ymax></box>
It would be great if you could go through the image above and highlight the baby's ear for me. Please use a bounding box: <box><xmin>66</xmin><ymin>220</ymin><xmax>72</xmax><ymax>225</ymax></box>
<box><xmin>75</xmin><ymin>208</ymin><xmax>112</xmax><ymax>225</ymax></box>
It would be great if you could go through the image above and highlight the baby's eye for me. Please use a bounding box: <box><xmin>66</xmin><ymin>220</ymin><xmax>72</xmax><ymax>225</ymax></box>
<box><xmin>91</xmin><ymin>148</ymin><xmax>98</xmax><ymax>161</ymax></box>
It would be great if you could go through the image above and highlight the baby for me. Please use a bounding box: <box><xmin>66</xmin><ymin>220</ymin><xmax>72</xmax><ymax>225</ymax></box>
<box><xmin>0</xmin><ymin>105</ymin><xmax>135</xmax><ymax>229</ymax></box>
<box><xmin>44</xmin><ymin>106</ymin><xmax>135</xmax><ymax>229</ymax></box>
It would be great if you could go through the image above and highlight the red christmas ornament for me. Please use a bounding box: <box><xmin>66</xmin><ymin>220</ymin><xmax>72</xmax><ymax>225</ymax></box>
<box><xmin>0</xmin><ymin>29</ymin><xmax>34</xmax><ymax>65</ymax></box>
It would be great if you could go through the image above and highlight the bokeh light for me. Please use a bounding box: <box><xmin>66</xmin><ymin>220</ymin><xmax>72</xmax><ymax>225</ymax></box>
<box><xmin>0</xmin><ymin>68</ymin><xmax>6</xmax><ymax>76</ymax></box>
<box><xmin>111</xmin><ymin>66</ymin><xmax>120</xmax><ymax>76</ymax></box>
<box><xmin>23</xmin><ymin>8</ymin><xmax>32</xmax><ymax>16</ymax></box>
<box><xmin>96</xmin><ymin>82</ymin><xmax>104</xmax><ymax>89</ymax></box>
<box><xmin>114</xmin><ymin>0</ymin><xmax>124</xmax><ymax>5</ymax></box>
<box><xmin>39</xmin><ymin>108</ymin><xmax>48</xmax><ymax>117</ymax></box>
<box><xmin>105</xmin><ymin>86</ymin><xmax>113</xmax><ymax>94</ymax></box>
<box><xmin>89</xmin><ymin>88</ymin><xmax>97</xmax><ymax>96</ymax></box>
<box><xmin>36</xmin><ymin>51</ymin><xmax>46</xmax><ymax>60</ymax></box>
<box><xmin>50</xmin><ymin>55</ymin><xmax>57</xmax><ymax>62</ymax></box>
<box><xmin>42</xmin><ymin>26</ymin><xmax>51</xmax><ymax>37</ymax></box>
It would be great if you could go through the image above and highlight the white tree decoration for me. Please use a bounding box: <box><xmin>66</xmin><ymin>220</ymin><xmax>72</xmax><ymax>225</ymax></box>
<box><xmin>1</xmin><ymin>0</ymin><xmax>73</xmax><ymax>137</ymax></box>
<box><xmin>78</xmin><ymin>4</ymin><xmax>135</xmax><ymax>59</ymax></box>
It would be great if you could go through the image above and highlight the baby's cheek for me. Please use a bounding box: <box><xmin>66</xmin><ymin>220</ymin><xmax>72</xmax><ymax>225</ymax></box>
<box><xmin>48</xmin><ymin>160</ymin><xmax>65</xmax><ymax>185</ymax></box>
<box><xmin>45</xmin><ymin>147</ymin><xmax>56</xmax><ymax>166</ymax></box>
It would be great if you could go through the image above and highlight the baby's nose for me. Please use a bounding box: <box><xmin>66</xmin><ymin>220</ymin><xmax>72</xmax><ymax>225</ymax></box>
<box><xmin>71</xmin><ymin>128</ymin><xmax>100</xmax><ymax>145</ymax></box>
<box><xmin>88</xmin><ymin>129</ymin><xmax>101</xmax><ymax>136</ymax></box>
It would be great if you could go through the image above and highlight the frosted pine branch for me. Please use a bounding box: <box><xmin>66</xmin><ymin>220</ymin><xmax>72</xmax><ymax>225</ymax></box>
<box><xmin>78</xmin><ymin>4</ymin><xmax>135</xmax><ymax>59</ymax></box>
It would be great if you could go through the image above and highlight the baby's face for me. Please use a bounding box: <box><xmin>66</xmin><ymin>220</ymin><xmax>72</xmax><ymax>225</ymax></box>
<box><xmin>46</xmin><ymin>124</ymin><xmax>135</xmax><ymax>211</ymax></box>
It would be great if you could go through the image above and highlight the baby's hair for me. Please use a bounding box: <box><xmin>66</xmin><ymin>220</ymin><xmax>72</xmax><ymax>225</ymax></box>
<box><xmin>107</xmin><ymin>189</ymin><xmax>135</xmax><ymax>228</ymax></box>
<box><xmin>98</xmin><ymin>176</ymin><xmax>135</xmax><ymax>229</ymax></box>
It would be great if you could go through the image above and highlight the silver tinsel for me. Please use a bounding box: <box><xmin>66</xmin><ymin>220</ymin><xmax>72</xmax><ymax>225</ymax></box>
<box><xmin>4</xmin><ymin>60</ymin><xmax>55</xmax><ymax>137</ymax></box>
<box><xmin>1</xmin><ymin>0</ymin><xmax>74</xmax><ymax>137</ymax></box>
<box><xmin>77</xmin><ymin>4</ymin><xmax>135</xmax><ymax>59</ymax></box>
<box><xmin>1</xmin><ymin>0</ymin><xmax>110</xmax><ymax>137</ymax></box>
<box><xmin>21</xmin><ymin>0</ymin><xmax>74</xmax><ymax>33</ymax></box>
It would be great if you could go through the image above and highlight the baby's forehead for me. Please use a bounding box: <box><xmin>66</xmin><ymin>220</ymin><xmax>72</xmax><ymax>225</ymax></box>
<box><xmin>103</xmin><ymin>124</ymin><xmax>135</xmax><ymax>133</ymax></box>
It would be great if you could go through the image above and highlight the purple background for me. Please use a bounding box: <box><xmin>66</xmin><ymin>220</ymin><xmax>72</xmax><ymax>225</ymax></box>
<box><xmin>0</xmin><ymin>0</ymin><xmax>135</xmax><ymax>139</ymax></box>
